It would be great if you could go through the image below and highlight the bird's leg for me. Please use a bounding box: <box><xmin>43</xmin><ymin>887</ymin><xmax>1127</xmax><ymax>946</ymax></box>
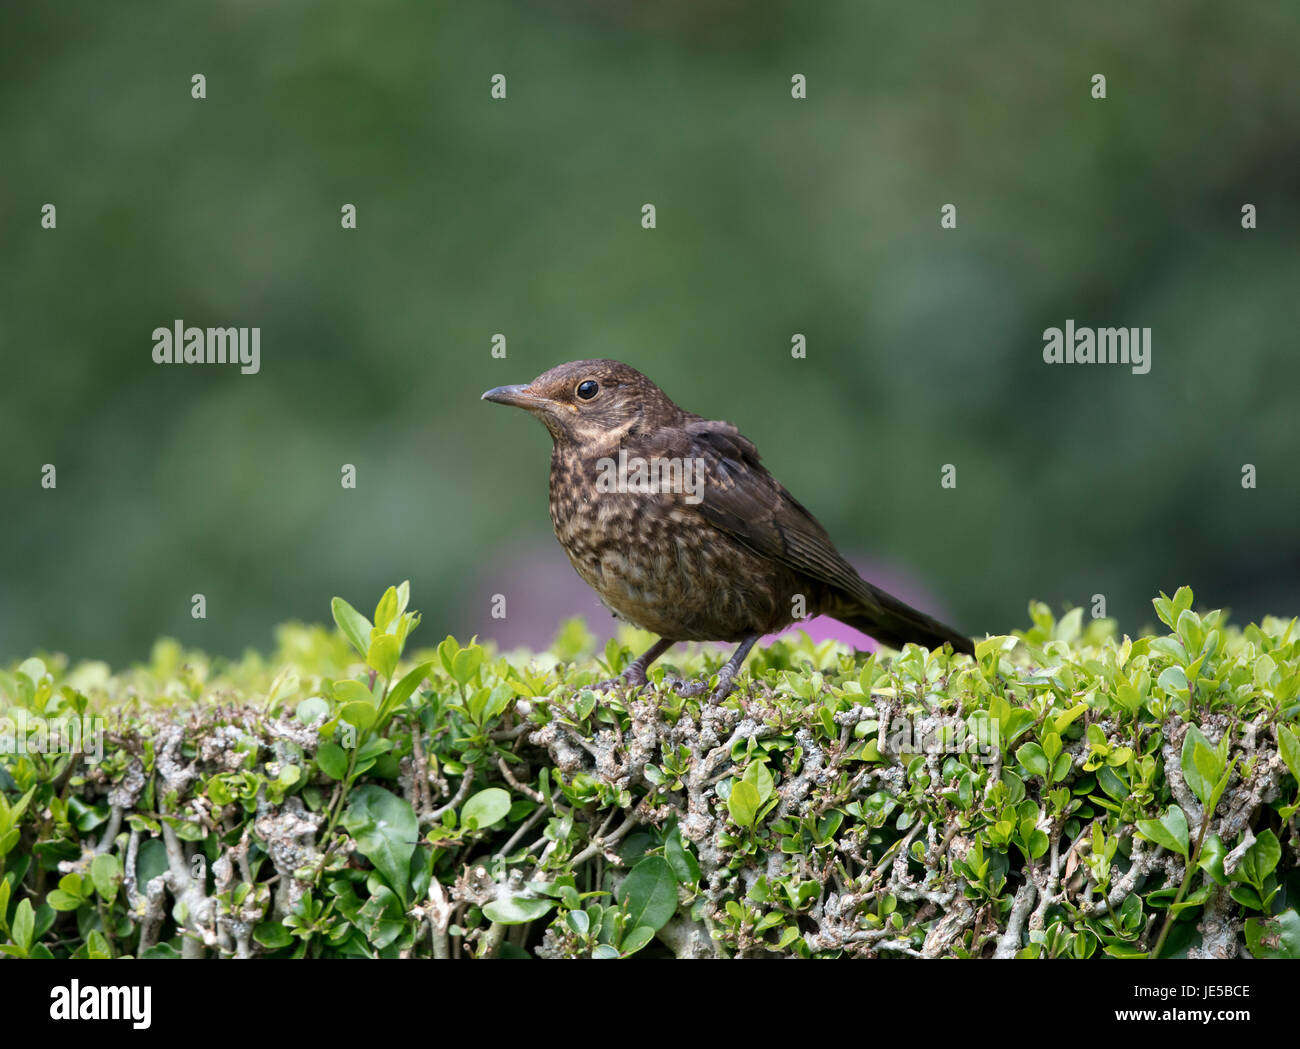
<box><xmin>595</xmin><ymin>637</ymin><xmax>674</xmax><ymax>691</ymax></box>
<box><xmin>668</xmin><ymin>635</ymin><xmax>760</xmax><ymax>703</ymax></box>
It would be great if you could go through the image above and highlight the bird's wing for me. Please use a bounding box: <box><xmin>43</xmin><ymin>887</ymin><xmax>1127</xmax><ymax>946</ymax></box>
<box><xmin>643</xmin><ymin>417</ymin><xmax>873</xmax><ymax>604</ymax></box>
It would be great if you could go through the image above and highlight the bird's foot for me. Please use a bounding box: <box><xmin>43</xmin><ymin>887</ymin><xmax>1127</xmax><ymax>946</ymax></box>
<box><xmin>662</xmin><ymin>673</ymin><xmax>709</xmax><ymax>698</ymax></box>
<box><xmin>592</xmin><ymin>639</ymin><xmax>673</xmax><ymax>693</ymax></box>
<box><xmin>592</xmin><ymin>666</ymin><xmax>649</xmax><ymax>692</ymax></box>
<box><xmin>663</xmin><ymin>669</ymin><xmax>740</xmax><ymax>704</ymax></box>
<box><xmin>663</xmin><ymin>635</ymin><xmax>758</xmax><ymax>704</ymax></box>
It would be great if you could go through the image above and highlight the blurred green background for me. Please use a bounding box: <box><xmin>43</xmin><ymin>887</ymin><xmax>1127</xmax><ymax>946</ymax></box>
<box><xmin>3</xmin><ymin>1</ymin><xmax>1298</xmax><ymax>665</ymax></box>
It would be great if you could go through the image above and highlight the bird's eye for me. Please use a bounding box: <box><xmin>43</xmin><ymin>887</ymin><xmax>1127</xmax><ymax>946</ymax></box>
<box><xmin>576</xmin><ymin>380</ymin><xmax>599</xmax><ymax>400</ymax></box>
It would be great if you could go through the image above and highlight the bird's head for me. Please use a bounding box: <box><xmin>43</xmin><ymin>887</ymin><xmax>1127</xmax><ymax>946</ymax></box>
<box><xmin>481</xmin><ymin>359</ymin><xmax>675</xmax><ymax>446</ymax></box>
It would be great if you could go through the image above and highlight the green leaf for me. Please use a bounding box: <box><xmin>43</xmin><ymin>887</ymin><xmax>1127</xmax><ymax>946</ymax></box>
<box><xmin>572</xmin><ymin>689</ymin><xmax>596</xmax><ymax>722</ymax></box>
<box><xmin>356</xmin><ymin>736</ymin><xmax>393</xmax><ymax>764</ymax></box>
<box><xmin>1198</xmin><ymin>834</ymin><xmax>1228</xmax><ymax>885</ymax></box>
<box><xmin>1206</xmin><ymin>757</ymin><xmax>1235</xmax><ymax>819</ymax></box>
<box><xmin>90</xmin><ymin>854</ymin><xmax>122</xmax><ymax>902</ymax></box>
<box><xmin>483</xmin><ymin>896</ymin><xmax>555</xmax><ymax>925</ymax></box>
<box><xmin>1230</xmin><ymin>884</ymin><xmax>1264</xmax><ymax>910</ymax></box>
<box><xmin>1180</xmin><ymin>726</ymin><xmax>1217</xmax><ymax>806</ymax></box>
<box><xmin>775</xmin><ymin>926</ymin><xmax>801</xmax><ymax>949</ymax></box>
<box><xmin>1277</xmin><ymin>725</ymin><xmax>1300</xmax><ymax>783</ymax></box>
<box><xmin>374</xmin><ymin>586</ymin><xmax>400</xmax><ymax>632</ymax></box>
<box><xmin>341</xmin><ymin>786</ymin><xmax>417</xmax><ymax>902</ymax></box>
<box><xmin>1168</xmin><ymin>882</ymin><xmax>1213</xmax><ymax>916</ymax></box>
<box><xmin>316</xmin><ymin>742</ymin><xmax>349</xmax><ymax>780</ymax></box>
<box><xmin>333</xmin><ymin>678</ymin><xmax>374</xmax><ymax>706</ymax></box>
<box><xmin>331</xmin><ymin>597</ymin><xmax>373</xmax><ymax>659</ymax></box>
<box><xmin>1191</xmin><ymin>745</ymin><xmax>1221</xmax><ymax>803</ymax></box>
<box><xmin>367</xmin><ymin>634</ymin><xmax>400</xmax><ymax>682</ymax></box>
<box><xmin>1096</xmin><ymin>765</ymin><xmax>1127</xmax><ymax>801</ymax></box>
<box><xmin>1136</xmin><ymin>805</ymin><xmax>1189</xmax><ymax>858</ymax></box>
<box><xmin>17</xmin><ymin>657</ymin><xmax>47</xmax><ymax>687</ymax></box>
<box><xmin>728</xmin><ymin>780</ymin><xmax>760</xmax><ymax>828</ymax></box>
<box><xmin>1025</xmin><ymin>829</ymin><xmax>1050</xmax><ymax>860</ymax></box>
<box><xmin>57</xmin><ymin>873</ymin><xmax>85</xmax><ymax>899</ymax></box>
<box><xmin>379</xmin><ymin>661</ymin><xmax>434</xmax><ymax>722</ymax></box>
<box><xmin>338</xmin><ymin>701</ymin><xmax>377</xmax><ymax>734</ymax></box>
<box><xmin>1245</xmin><ymin>910</ymin><xmax>1300</xmax><ymax>959</ymax></box>
<box><xmin>4</xmin><ymin>786</ymin><xmax>36</xmax><ymax>827</ymax></box>
<box><xmin>619</xmin><ymin>924</ymin><xmax>655</xmax><ymax>955</ymax></box>
<box><xmin>436</xmin><ymin>636</ymin><xmax>459</xmax><ymax>676</ymax></box>
<box><xmin>12</xmin><ymin>898</ymin><xmax>33</xmax><ymax>953</ymax></box>
<box><xmin>1016</xmin><ymin>742</ymin><xmax>1049</xmax><ymax>779</ymax></box>
<box><xmin>1157</xmin><ymin>666</ymin><xmax>1188</xmax><ymax>696</ymax></box>
<box><xmin>618</xmin><ymin>856</ymin><xmax>679</xmax><ymax>934</ymax></box>
<box><xmin>295</xmin><ymin>696</ymin><xmax>329</xmax><ymax>725</ymax></box>
<box><xmin>461</xmin><ymin>788</ymin><xmax>511</xmax><ymax>830</ymax></box>
<box><xmin>138</xmin><ymin>943</ymin><xmax>181</xmax><ymax>959</ymax></box>
<box><xmin>1052</xmin><ymin>753</ymin><xmax>1071</xmax><ymax>782</ymax></box>
<box><xmin>743</xmin><ymin>761</ymin><xmax>775</xmax><ymax>805</ymax></box>
<box><xmin>1000</xmin><ymin>708</ymin><xmax>1037</xmax><ymax>747</ymax></box>
<box><xmin>1041</xmin><ymin>732</ymin><xmax>1062</xmax><ymax>762</ymax></box>
<box><xmin>1056</xmin><ymin>607</ymin><xmax>1083</xmax><ymax>642</ymax></box>
<box><xmin>451</xmin><ymin>646</ymin><xmax>485</xmax><ymax>686</ymax></box>
<box><xmin>69</xmin><ymin>798</ymin><xmax>109</xmax><ymax>834</ymax></box>
<box><xmin>1238</xmin><ymin>829</ymin><xmax>1281</xmax><ymax>889</ymax></box>
<box><xmin>132</xmin><ymin>839</ymin><xmax>167</xmax><ymax>891</ymax></box>
<box><xmin>264</xmin><ymin>668</ymin><xmax>300</xmax><ymax>710</ymax></box>
<box><xmin>1053</xmin><ymin>702</ymin><xmax>1089</xmax><ymax>734</ymax></box>
<box><xmin>253</xmin><ymin>921</ymin><xmax>294</xmax><ymax>950</ymax></box>
<box><xmin>46</xmin><ymin>890</ymin><xmax>83</xmax><ymax>912</ymax></box>
<box><xmin>1120</xmin><ymin>891</ymin><xmax>1143</xmax><ymax>929</ymax></box>
<box><xmin>664</xmin><ymin>824</ymin><xmax>701</xmax><ymax>884</ymax></box>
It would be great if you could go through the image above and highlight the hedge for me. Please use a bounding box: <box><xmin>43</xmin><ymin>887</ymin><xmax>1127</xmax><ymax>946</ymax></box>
<box><xmin>1</xmin><ymin>584</ymin><xmax>1297</xmax><ymax>959</ymax></box>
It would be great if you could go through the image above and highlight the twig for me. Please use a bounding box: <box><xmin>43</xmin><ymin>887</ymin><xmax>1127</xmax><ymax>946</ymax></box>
<box><xmin>497</xmin><ymin>757</ymin><xmax>543</xmax><ymax>803</ymax></box>
<box><xmin>430</xmin><ymin>768</ymin><xmax>475</xmax><ymax>823</ymax></box>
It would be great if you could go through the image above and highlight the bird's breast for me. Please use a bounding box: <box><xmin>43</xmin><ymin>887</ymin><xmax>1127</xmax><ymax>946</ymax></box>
<box><xmin>546</xmin><ymin>447</ymin><xmax>796</xmax><ymax>640</ymax></box>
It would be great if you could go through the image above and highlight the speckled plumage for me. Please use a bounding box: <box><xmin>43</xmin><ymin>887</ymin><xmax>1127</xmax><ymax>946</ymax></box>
<box><xmin>548</xmin><ymin>444</ymin><xmax>811</xmax><ymax>641</ymax></box>
<box><xmin>483</xmin><ymin>360</ymin><xmax>973</xmax><ymax>699</ymax></box>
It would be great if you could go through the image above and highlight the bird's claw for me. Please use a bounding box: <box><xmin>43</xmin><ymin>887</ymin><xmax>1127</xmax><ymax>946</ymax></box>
<box><xmin>663</xmin><ymin>674</ymin><xmax>707</xmax><ymax>698</ymax></box>
<box><xmin>663</xmin><ymin>673</ymin><xmax>738</xmax><ymax>704</ymax></box>
<box><xmin>592</xmin><ymin>668</ymin><xmax>648</xmax><ymax>692</ymax></box>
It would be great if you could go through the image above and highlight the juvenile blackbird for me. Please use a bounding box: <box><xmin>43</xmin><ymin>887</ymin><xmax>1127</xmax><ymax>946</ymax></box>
<box><xmin>482</xmin><ymin>360</ymin><xmax>974</xmax><ymax>701</ymax></box>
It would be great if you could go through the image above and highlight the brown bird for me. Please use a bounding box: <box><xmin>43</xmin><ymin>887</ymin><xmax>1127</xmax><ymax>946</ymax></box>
<box><xmin>482</xmin><ymin>360</ymin><xmax>974</xmax><ymax>701</ymax></box>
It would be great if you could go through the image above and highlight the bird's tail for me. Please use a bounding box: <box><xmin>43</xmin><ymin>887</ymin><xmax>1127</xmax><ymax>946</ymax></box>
<box><xmin>836</xmin><ymin>584</ymin><xmax>975</xmax><ymax>657</ymax></box>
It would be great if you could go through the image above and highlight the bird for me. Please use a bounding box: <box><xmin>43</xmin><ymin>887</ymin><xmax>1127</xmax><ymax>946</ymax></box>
<box><xmin>482</xmin><ymin>359</ymin><xmax>974</xmax><ymax>701</ymax></box>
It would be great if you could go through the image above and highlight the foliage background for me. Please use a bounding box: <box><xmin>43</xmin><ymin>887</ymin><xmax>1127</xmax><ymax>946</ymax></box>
<box><xmin>2</xmin><ymin>1</ymin><xmax>1298</xmax><ymax>663</ymax></box>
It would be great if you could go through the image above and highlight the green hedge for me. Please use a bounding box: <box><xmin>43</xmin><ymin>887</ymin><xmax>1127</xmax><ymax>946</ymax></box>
<box><xmin>1</xmin><ymin>584</ymin><xmax>1298</xmax><ymax>959</ymax></box>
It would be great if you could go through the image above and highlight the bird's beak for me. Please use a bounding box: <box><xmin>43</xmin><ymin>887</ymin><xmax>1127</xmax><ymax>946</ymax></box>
<box><xmin>481</xmin><ymin>384</ymin><xmax>550</xmax><ymax>414</ymax></box>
